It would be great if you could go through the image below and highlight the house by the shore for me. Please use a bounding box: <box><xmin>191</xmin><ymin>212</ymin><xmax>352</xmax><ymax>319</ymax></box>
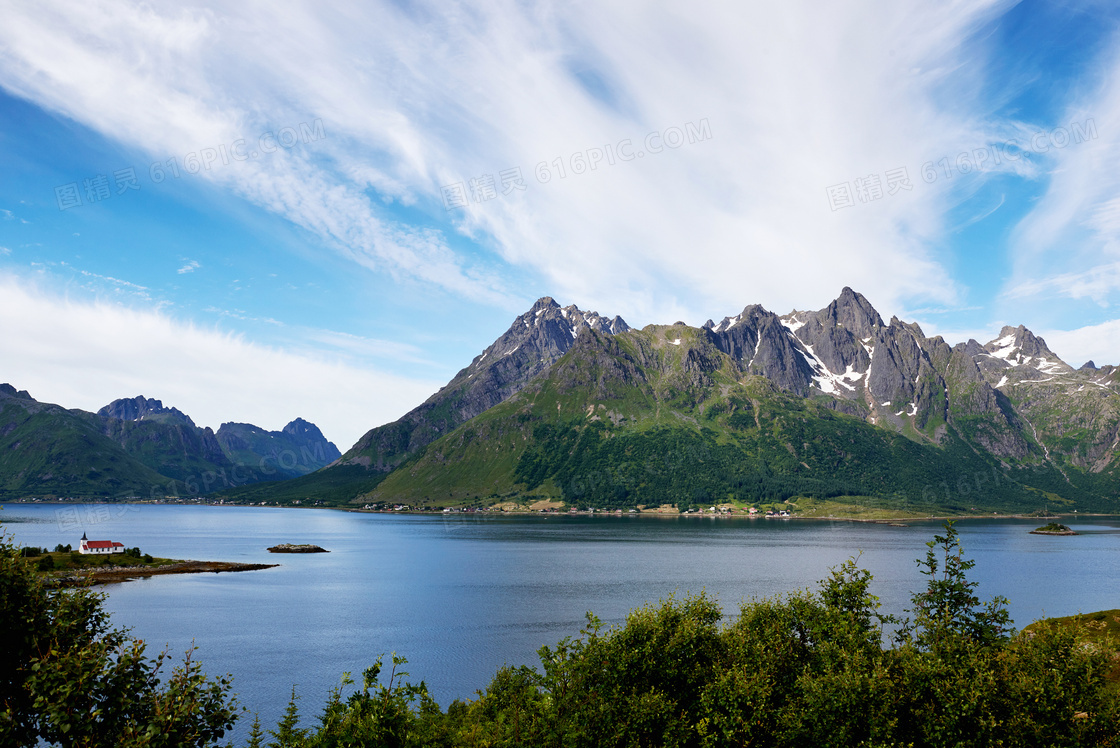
<box><xmin>79</xmin><ymin>532</ymin><xmax>124</xmax><ymax>555</ymax></box>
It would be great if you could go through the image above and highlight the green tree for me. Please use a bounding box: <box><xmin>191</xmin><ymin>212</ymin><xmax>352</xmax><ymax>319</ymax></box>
<box><xmin>308</xmin><ymin>654</ymin><xmax>441</xmax><ymax>748</ymax></box>
<box><xmin>0</xmin><ymin>529</ymin><xmax>239</xmax><ymax>747</ymax></box>
<box><xmin>902</xmin><ymin>520</ymin><xmax>1012</xmax><ymax>650</ymax></box>
<box><xmin>264</xmin><ymin>523</ymin><xmax>1120</xmax><ymax>747</ymax></box>
<box><xmin>267</xmin><ymin>688</ymin><xmax>308</xmax><ymax>748</ymax></box>
<box><xmin>245</xmin><ymin>713</ymin><xmax>266</xmax><ymax>748</ymax></box>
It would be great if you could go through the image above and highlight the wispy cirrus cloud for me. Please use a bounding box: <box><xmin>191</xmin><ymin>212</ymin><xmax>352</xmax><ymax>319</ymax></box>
<box><xmin>0</xmin><ymin>0</ymin><xmax>1041</xmax><ymax>327</ymax></box>
<box><xmin>1003</xmin><ymin>31</ymin><xmax>1120</xmax><ymax>311</ymax></box>
<box><xmin>301</xmin><ymin>328</ymin><xmax>438</xmax><ymax>367</ymax></box>
<box><xmin>0</xmin><ymin>0</ymin><xmax>514</xmax><ymax>308</ymax></box>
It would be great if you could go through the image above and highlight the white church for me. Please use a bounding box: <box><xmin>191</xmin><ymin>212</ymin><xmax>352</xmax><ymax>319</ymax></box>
<box><xmin>78</xmin><ymin>532</ymin><xmax>124</xmax><ymax>555</ymax></box>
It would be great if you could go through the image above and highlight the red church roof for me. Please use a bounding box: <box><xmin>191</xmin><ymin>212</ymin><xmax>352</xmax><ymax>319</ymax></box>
<box><xmin>84</xmin><ymin>540</ymin><xmax>123</xmax><ymax>549</ymax></box>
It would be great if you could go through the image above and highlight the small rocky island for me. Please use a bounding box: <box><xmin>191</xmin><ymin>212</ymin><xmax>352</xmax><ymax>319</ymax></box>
<box><xmin>267</xmin><ymin>543</ymin><xmax>329</xmax><ymax>553</ymax></box>
<box><xmin>1030</xmin><ymin>523</ymin><xmax>1077</xmax><ymax>536</ymax></box>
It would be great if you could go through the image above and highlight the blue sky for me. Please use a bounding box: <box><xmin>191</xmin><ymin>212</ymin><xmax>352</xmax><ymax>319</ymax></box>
<box><xmin>2</xmin><ymin>0</ymin><xmax>1119</xmax><ymax>448</ymax></box>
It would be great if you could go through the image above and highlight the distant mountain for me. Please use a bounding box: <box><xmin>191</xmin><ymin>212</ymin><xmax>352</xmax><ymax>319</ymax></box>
<box><xmin>0</xmin><ymin>386</ymin><xmax>169</xmax><ymax>499</ymax></box>
<box><xmin>215</xmin><ymin>418</ymin><xmax>340</xmax><ymax>478</ymax></box>
<box><xmin>247</xmin><ymin>288</ymin><xmax>1119</xmax><ymax>513</ymax></box>
<box><xmin>96</xmin><ymin>396</ymin><xmax>231</xmax><ymax>484</ymax></box>
<box><xmin>98</xmin><ymin>395</ymin><xmax>194</xmax><ymax>425</ymax></box>
<box><xmin>0</xmin><ymin>388</ymin><xmax>339</xmax><ymax>499</ymax></box>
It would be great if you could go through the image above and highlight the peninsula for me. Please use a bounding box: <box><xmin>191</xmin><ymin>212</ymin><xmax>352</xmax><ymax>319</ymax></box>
<box><xmin>23</xmin><ymin>545</ymin><xmax>277</xmax><ymax>587</ymax></box>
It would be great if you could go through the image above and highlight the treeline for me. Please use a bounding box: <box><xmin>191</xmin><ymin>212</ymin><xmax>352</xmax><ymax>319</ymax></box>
<box><xmin>514</xmin><ymin>421</ymin><xmax>860</xmax><ymax>508</ymax></box>
<box><xmin>512</xmin><ymin>412</ymin><xmax>1076</xmax><ymax>512</ymax></box>
<box><xmin>3</xmin><ymin>525</ymin><xmax>1118</xmax><ymax>747</ymax></box>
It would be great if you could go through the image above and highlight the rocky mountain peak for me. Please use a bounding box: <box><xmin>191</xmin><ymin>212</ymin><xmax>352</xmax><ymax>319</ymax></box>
<box><xmin>529</xmin><ymin>296</ymin><xmax>560</xmax><ymax>313</ymax></box>
<box><xmin>0</xmin><ymin>383</ymin><xmax>33</xmax><ymax>400</ymax></box>
<box><xmin>824</xmin><ymin>287</ymin><xmax>885</xmax><ymax>338</ymax></box>
<box><xmin>485</xmin><ymin>299</ymin><xmax>630</xmax><ymax>364</ymax></box>
<box><xmin>959</xmin><ymin>339</ymin><xmax>987</xmax><ymax>357</ymax></box>
<box><xmin>342</xmin><ymin>296</ymin><xmax>633</xmax><ymax>472</ymax></box>
<box><xmin>889</xmin><ymin>316</ymin><xmax>925</xmax><ymax>338</ymax></box>
<box><xmin>708</xmin><ymin>303</ymin><xmax>769</xmax><ymax>334</ymax></box>
<box><xmin>283</xmin><ymin>417</ymin><xmax>327</xmax><ymax>442</ymax></box>
<box><xmin>1081</xmin><ymin>360</ymin><xmax>1098</xmax><ymax>370</ymax></box>
<box><xmin>983</xmin><ymin>325</ymin><xmax>1069</xmax><ymax>373</ymax></box>
<box><xmin>97</xmin><ymin>396</ymin><xmax>195</xmax><ymax>426</ymax></box>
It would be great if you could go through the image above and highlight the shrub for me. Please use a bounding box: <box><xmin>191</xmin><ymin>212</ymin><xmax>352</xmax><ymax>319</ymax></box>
<box><xmin>261</xmin><ymin>523</ymin><xmax>1120</xmax><ymax>747</ymax></box>
<box><xmin>0</xmin><ymin>529</ymin><xmax>239</xmax><ymax>746</ymax></box>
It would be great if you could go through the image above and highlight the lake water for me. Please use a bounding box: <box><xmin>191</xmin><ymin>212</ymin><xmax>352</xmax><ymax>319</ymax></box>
<box><xmin>4</xmin><ymin>504</ymin><xmax>1119</xmax><ymax>742</ymax></box>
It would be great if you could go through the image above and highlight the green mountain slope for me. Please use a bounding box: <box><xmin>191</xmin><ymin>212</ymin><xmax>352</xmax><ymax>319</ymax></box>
<box><xmin>0</xmin><ymin>387</ymin><xmax>170</xmax><ymax>499</ymax></box>
<box><xmin>365</xmin><ymin>326</ymin><xmax>1109</xmax><ymax>513</ymax></box>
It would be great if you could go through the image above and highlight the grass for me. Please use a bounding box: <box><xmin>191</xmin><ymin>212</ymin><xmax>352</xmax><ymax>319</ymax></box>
<box><xmin>1023</xmin><ymin>609</ymin><xmax>1120</xmax><ymax>687</ymax></box>
<box><xmin>23</xmin><ymin>549</ymin><xmax>178</xmax><ymax>574</ymax></box>
<box><xmin>784</xmin><ymin>496</ymin><xmax>958</xmax><ymax>521</ymax></box>
<box><xmin>1025</xmin><ymin>610</ymin><xmax>1120</xmax><ymax>645</ymax></box>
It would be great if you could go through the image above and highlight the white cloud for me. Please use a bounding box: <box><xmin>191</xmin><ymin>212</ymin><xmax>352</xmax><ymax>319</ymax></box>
<box><xmin>0</xmin><ymin>0</ymin><xmax>1028</xmax><ymax>326</ymax></box>
<box><xmin>0</xmin><ymin>0</ymin><xmax>513</xmax><ymax>308</ymax></box>
<box><xmin>0</xmin><ymin>274</ymin><xmax>441</xmax><ymax>448</ymax></box>
<box><xmin>301</xmin><ymin>328</ymin><xmax>437</xmax><ymax>367</ymax></box>
<box><xmin>1004</xmin><ymin>261</ymin><xmax>1120</xmax><ymax>305</ymax></box>
<box><xmin>0</xmin><ymin>246</ymin><xmax>10</xmax><ymax>256</ymax></box>
<box><xmin>177</xmin><ymin>260</ymin><xmax>201</xmax><ymax>274</ymax></box>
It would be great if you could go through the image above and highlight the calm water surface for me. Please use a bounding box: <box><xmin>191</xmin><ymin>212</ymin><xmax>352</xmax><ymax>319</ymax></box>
<box><xmin>4</xmin><ymin>504</ymin><xmax>1119</xmax><ymax>741</ymax></box>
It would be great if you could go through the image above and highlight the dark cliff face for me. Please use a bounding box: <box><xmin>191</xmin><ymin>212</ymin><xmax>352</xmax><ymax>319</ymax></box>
<box><xmin>341</xmin><ymin>297</ymin><xmax>632</xmax><ymax>471</ymax></box>
<box><xmin>97</xmin><ymin>396</ymin><xmax>195</xmax><ymax>426</ymax></box>
<box><xmin>703</xmin><ymin>305</ymin><xmax>816</xmax><ymax>395</ymax></box>
<box><xmin>0</xmin><ymin>384</ymin><xmax>33</xmax><ymax>400</ymax></box>
<box><xmin>95</xmin><ymin>397</ymin><xmax>230</xmax><ymax>482</ymax></box>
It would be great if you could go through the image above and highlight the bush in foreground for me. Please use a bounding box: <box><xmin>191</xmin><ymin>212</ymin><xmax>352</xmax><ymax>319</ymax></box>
<box><xmin>4</xmin><ymin>522</ymin><xmax>1117</xmax><ymax>746</ymax></box>
<box><xmin>266</xmin><ymin>523</ymin><xmax>1120</xmax><ymax>747</ymax></box>
<box><xmin>0</xmin><ymin>531</ymin><xmax>239</xmax><ymax>747</ymax></box>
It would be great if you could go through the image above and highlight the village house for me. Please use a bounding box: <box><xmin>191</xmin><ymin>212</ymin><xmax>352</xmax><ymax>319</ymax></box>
<box><xmin>78</xmin><ymin>532</ymin><xmax>124</xmax><ymax>555</ymax></box>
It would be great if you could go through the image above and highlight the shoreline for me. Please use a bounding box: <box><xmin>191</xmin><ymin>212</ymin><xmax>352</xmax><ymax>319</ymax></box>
<box><xmin>47</xmin><ymin>560</ymin><xmax>279</xmax><ymax>587</ymax></box>
<box><xmin>5</xmin><ymin>498</ymin><xmax>1116</xmax><ymax>524</ymax></box>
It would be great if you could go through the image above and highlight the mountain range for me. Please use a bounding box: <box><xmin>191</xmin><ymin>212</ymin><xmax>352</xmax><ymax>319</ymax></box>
<box><xmin>0</xmin><ymin>387</ymin><xmax>339</xmax><ymax>500</ymax></box>
<box><xmin>5</xmin><ymin>287</ymin><xmax>1118</xmax><ymax>513</ymax></box>
<box><xmin>222</xmin><ymin>288</ymin><xmax>1120</xmax><ymax>514</ymax></box>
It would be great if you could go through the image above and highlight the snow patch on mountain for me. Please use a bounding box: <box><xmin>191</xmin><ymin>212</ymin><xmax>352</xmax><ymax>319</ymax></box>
<box><xmin>798</xmin><ymin>343</ymin><xmax>864</xmax><ymax>394</ymax></box>
<box><xmin>782</xmin><ymin>314</ymin><xmax>805</xmax><ymax>333</ymax></box>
